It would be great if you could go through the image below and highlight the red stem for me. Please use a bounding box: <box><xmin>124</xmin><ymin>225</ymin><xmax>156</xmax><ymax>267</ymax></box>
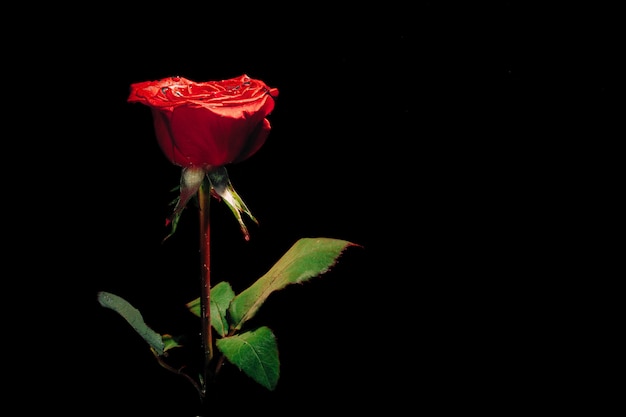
<box><xmin>198</xmin><ymin>181</ymin><xmax>213</xmax><ymax>394</ymax></box>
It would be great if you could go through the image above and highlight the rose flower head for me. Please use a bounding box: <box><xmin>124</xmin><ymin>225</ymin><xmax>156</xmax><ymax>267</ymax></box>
<box><xmin>128</xmin><ymin>75</ymin><xmax>279</xmax><ymax>240</ymax></box>
<box><xmin>128</xmin><ymin>74</ymin><xmax>278</xmax><ymax>168</ymax></box>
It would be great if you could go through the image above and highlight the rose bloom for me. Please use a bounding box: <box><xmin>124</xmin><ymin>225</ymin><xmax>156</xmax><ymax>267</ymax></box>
<box><xmin>128</xmin><ymin>74</ymin><xmax>279</xmax><ymax>169</ymax></box>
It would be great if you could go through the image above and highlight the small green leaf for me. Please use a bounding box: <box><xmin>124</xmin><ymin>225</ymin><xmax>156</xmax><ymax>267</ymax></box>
<box><xmin>162</xmin><ymin>334</ymin><xmax>184</xmax><ymax>352</ymax></box>
<box><xmin>185</xmin><ymin>297</ymin><xmax>201</xmax><ymax>317</ymax></box>
<box><xmin>97</xmin><ymin>291</ymin><xmax>165</xmax><ymax>356</ymax></box>
<box><xmin>216</xmin><ymin>326</ymin><xmax>279</xmax><ymax>390</ymax></box>
<box><xmin>186</xmin><ymin>281</ymin><xmax>236</xmax><ymax>337</ymax></box>
<box><xmin>229</xmin><ymin>237</ymin><xmax>359</xmax><ymax>329</ymax></box>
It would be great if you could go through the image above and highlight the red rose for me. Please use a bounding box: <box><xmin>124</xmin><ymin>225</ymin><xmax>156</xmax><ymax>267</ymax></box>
<box><xmin>128</xmin><ymin>74</ymin><xmax>279</xmax><ymax>169</ymax></box>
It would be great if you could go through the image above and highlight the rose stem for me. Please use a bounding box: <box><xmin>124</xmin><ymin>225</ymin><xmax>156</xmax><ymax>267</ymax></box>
<box><xmin>198</xmin><ymin>180</ymin><xmax>213</xmax><ymax>395</ymax></box>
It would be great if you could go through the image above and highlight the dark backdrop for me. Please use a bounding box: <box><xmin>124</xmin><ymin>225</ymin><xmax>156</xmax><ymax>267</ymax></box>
<box><xmin>11</xmin><ymin>3</ymin><xmax>617</xmax><ymax>416</ymax></box>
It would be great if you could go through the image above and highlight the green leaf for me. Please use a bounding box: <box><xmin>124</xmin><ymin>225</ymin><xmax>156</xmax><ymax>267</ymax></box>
<box><xmin>97</xmin><ymin>291</ymin><xmax>165</xmax><ymax>356</ymax></box>
<box><xmin>229</xmin><ymin>237</ymin><xmax>358</xmax><ymax>330</ymax></box>
<box><xmin>216</xmin><ymin>326</ymin><xmax>279</xmax><ymax>390</ymax></box>
<box><xmin>186</xmin><ymin>281</ymin><xmax>236</xmax><ymax>337</ymax></box>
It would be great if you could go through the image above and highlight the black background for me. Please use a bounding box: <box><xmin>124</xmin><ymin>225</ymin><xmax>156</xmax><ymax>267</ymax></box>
<box><xmin>10</xmin><ymin>2</ymin><xmax>618</xmax><ymax>415</ymax></box>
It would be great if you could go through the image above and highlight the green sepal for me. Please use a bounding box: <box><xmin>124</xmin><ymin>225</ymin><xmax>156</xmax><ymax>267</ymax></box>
<box><xmin>162</xmin><ymin>186</ymin><xmax>183</xmax><ymax>242</ymax></box>
<box><xmin>164</xmin><ymin>166</ymin><xmax>205</xmax><ymax>242</ymax></box>
<box><xmin>207</xmin><ymin>166</ymin><xmax>257</xmax><ymax>241</ymax></box>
